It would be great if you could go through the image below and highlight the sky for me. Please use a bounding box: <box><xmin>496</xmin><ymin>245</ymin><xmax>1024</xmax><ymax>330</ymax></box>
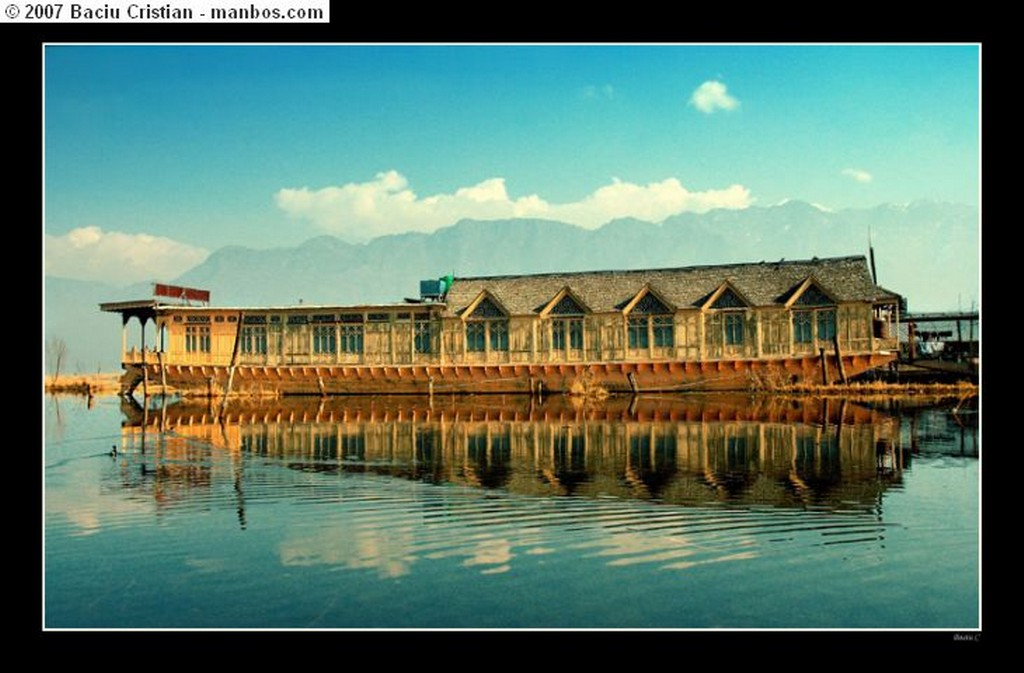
<box><xmin>43</xmin><ymin>43</ymin><xmax>980</xmax><ymax>285</ymax></box>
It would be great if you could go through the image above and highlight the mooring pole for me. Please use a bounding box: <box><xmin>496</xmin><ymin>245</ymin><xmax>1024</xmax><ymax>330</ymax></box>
<box><xmin>141</xmin><ymin>317</ymin><xmax>148</xmax><ymax>399</ymax></box>
<box><xmin>158</xmin><ymin>350</ymin><xmax>167</xmax><ymax>394</ymax></box>
<box><xmin>819</xmin><ymin>348</ymin><xmax>828</xmax><ymax>385</ymax></box>
<box><xmin>222</xmin><ymin>311</ymin><xmax>244</xmax><ymax>411</ymax></box>
<box><xmin>833</xmin><ymin>334</ymin><xmax>847</xmax><ymax>384</ymax></box>
<box><xmin>957</xmin><ymin>319</ymin><xmax>964</xmax><ymax>362</ymax></box>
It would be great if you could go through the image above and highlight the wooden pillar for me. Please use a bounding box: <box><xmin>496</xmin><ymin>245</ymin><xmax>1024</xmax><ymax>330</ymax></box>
<box><xmin>389</xmin><ymin>317</ymin><xmax>396</xmax><ymax>365</ymax></box>
<box><xmin>698</xmin><ymin>312</ymin><xmax>706</xmax><ymax>360</ymax></box>
<box><xmin>158</xmin><ymin>350</ymin><xmax>167</xmax><ymax>392</ymax></box>
<box><xmin>121</xmin><ymin>316</ymin><xmax>128</xmax><ymax>360</ymax></box>
<box><xmin>439</xmin><ymin>319</ymin><xmax>446</xmax><ymax>365</ymax></box>
<box><xmin>755</xmin><ymin>312</ymin><xmax>763</xmax><ymax>358</ymax></box>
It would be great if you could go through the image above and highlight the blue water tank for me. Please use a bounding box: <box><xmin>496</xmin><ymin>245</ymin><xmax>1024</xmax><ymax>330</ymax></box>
<box><xmin>420</xmin><ymin>279</ymin><xmax>443</xmax><ymax>299</ymax></box>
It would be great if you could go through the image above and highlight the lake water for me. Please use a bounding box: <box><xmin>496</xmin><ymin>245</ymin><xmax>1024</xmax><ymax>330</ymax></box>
<box><xmin>43</xmin><ymin>392</ymin><xmax>979</xmax><ymax>630</ymax></box>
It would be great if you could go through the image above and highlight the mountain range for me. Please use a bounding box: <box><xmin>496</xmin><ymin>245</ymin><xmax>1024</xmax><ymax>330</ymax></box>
<box><xmin>44</xmin><ymin>199</ymin><xmax>980</xmax><ymax>374</ymax></box>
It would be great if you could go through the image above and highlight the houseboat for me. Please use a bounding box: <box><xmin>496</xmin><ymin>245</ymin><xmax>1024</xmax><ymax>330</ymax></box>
<box><xmin>100</xmin><ymin>255</ymin><xmax>901</xmax><ymax>397</ymax></box>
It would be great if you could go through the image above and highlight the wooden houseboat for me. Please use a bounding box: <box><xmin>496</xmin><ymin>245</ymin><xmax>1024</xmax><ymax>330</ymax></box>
<box><xmin>100</xmin><ymin>255</ymin><xmax>901</xmax><ymax>397</ymax></box>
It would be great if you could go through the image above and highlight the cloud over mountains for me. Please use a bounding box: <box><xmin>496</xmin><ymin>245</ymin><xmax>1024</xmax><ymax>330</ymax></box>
<box><xmin>274</xmin><ymin>171</ymin><xmax>753</xmax><ymax>242</ymax></box>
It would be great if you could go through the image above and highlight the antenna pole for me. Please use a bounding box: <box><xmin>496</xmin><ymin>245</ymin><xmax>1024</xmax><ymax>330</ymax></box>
<box><xmin>868</xmin><ymin>225</ymin><xmax>878</xmax><ymax>284</ymax></box>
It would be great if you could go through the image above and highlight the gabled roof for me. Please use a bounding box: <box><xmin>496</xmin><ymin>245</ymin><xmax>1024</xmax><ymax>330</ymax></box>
<box><xmin>780</xmin><ymin>276</ymin><xmax>838</xmax><ymax>308</ymax></box>
<box><xmin>698</xmin><ymin>281</ymin><xmax>753</xmax><ymax>310</ymax></box>
<box><xmin>618</xmin><ymin>284</ymin><xmax>675</xmax><ymax>314</ymax></box>
<box><xmin>441</xmin><ymin>256</ymin><xmax>899</xmax><ymax>317</ymax></box>
<box><xmin>537</xmin><ymin>287</ymin><xmax>590</xmax><ymax>316</ymax></box>
<box><xmin>458</xmin><ymin>291</ymin><xmax>510</xmax><ymax>319</ymax></box>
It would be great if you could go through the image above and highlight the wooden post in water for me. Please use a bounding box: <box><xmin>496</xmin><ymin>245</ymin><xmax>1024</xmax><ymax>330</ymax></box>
<box><xmin>222</xmin><ymin>312</ymin><xmax>244</xmax><ymax>410</ymax></box>
<box><xmin>957</xmin><ymin>319</ymin><xmax>964</xmax><ymax>362</ymax></box>
<box><xmin>141</xmin><ymin>317</ymin><xmax>148</xmax><ymax>399</ymax></box>
<box><xmin>832</xmin><ymin>334</ymin><xmax>847</xmax><ymax>384</ymax></box>
<box><xmin>158</xmin><ymin>350</ymin><xmax>167</xmax><ymax>395</ymax></box>
<box><xmin>819</xmin><ymin>348</ymin><xmax>829</xmax><ymax>385</ymax></box>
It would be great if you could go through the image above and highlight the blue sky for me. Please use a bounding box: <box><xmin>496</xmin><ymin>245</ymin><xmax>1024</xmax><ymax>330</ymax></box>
<box><xmin>44</xmin><ymin>43</ymin><xmax>980</xmax><ymax>284</ymax></box>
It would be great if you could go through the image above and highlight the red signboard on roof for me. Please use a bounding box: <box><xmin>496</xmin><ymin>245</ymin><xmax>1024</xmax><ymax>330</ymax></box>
<box><xmin>154</xmin><ymin>283</ymin><xmax>210</xmax><ymax>303</ymax></box>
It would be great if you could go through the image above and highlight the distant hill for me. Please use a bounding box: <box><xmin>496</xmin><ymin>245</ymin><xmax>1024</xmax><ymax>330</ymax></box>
<box><xmin>45</xmin><ymin>200</ymin><xmax>980</xmax><ymax>373</ymax></box>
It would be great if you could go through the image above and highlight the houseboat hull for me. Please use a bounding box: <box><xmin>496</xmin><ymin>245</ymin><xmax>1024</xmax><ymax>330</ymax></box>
<box><xmin>120</xmin><ymin>351</ymin><xmax>897</xmax><ymax>398</ymax></box>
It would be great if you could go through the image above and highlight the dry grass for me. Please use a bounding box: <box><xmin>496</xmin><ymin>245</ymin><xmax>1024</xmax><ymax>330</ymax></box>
<box><xmin>44</xmin><ymin>373</ymin><xmax>122</xmax><ymax>396</ymax></box>
<box><xmin>769</xmin><ymin>380</ymin><xmax>978</xmax><ymax>400</ymax></box>
<box><xmin>568</xmin><ymin>371</ymin><xmax>610</xmax><ymax>401</ymax></box>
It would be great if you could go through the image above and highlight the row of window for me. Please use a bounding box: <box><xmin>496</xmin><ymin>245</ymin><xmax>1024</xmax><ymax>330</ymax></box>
<box><xmin>794</xmin><ymin>309</ymin><xmax>836</xmax><ymax>343</ymax></box>
<box><xmin>184</xmin><ymin>309</ymin><xmax>841</xmax><ymax>355</ymax></box>
<box><xmin>238</xmin><ymin>323</ymin><xmax>428</xmax><ymax>356</ymax></box>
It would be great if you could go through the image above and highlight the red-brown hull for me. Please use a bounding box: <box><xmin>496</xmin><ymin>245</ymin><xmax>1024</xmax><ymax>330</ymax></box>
<box><xmin>121</xmin><ymin>352</ymin><xmax>898</xmax><ymax>397</ymax></box>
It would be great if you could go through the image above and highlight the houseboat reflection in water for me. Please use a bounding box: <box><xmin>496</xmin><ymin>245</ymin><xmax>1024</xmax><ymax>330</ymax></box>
<box><xmin>113</xmin><ymin>394</ymin><xmax>976</xmax><ymax>520</ymax></box>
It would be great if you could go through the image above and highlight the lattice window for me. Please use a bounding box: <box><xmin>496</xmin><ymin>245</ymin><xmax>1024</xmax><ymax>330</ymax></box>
<box><xmin>794</xmin><ymin>311</ymin><xmax>813</xmax><ymax>343</ymax></box>
<box><xmin>414</xmin><ymin>320</ymin><xmax>433</xmax><ymax>354</ymax></box>
<box><xmin>632</xmin><ymin>292</ymin><xmax>671</xmax><ymax>315</ymax></box>
<box><xmin>817</xmin><ymin>310</ymin><xmax>836</xmax><ymax>340</ymax></box>
<box><xmin>313</xmin><ymin>325</ymin><xmax>336</xmax><ymax>354</ymax></box>
<box><xmin>186</xmin><ymin>325</ymin><xmax>211</xmax><ymax>353</ymax></box>
<box><xmin>466</xmin><ymin>322</ymin><xmax>486</xmax><ymax>352</ymax></box>
<box><xmin>241</xmin><ymin>325</ymin><xmax>267</xmax><ymax>354</ymax></box>
<box><xmin>489</xmin><ymin>321</ymin><xmax>509</xmax><ymax>351</ymax></box>
<box><xmin>549</xmin><ymin>294</ymin><xmax>585</xmax><ymax>316</ymax></box>
<box><xmin>725</xmin><ymin>313</ymin><xmax>745</xmax><ymax>345</ymax></box>
<box><xmin>795</xmin><ymin>284</ymin><xmax>834</xmax><ymax>307</ymax></box>
<box><xmin>569</xmin><ymin>319</ymin><xmax>584</xmax><ymax>350</ymax></box>
<box><xmin>711</xmin><ymin>287</ymin><xmax>747</xmax><ymax>309</ymax></box>
<box><xmin>551</xmin><ymin>320</ymin><xmax>566</xmax><ymax>351</ymax></box>
<box><xmin>470</xmin><ymin>296</ymin><xmax>505</xmax><ymax>319</ymax></box>
<box><xmin>628</xmin><ymin>316</ymin><xmax>649</xmax><ymax>349</ymax></box>
<box><xmin>340</xmin><ymin>325</ymin><xmax>364</xmax><ymax>354</ymax></box>
<box><xmin>653</xmin><ymin>316</ymin><xmax>674</xmax><ymax>347</ymax></box>
<box><xmin>466</xmin><ymin>295</ymin><xmax>508</xmax><ymax>353</ymax></box>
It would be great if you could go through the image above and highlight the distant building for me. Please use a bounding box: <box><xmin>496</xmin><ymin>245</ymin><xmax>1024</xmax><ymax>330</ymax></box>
<box><xmin>101</xmin><ymin>255</ymin><xmax>901</xmax><ymax>395</ymax></box>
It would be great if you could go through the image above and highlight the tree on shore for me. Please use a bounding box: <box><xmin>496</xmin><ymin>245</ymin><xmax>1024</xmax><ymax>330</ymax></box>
<box><xmin>47</xmin><ymin>337</ymin><xmax>68</xmax><ymax>384</ymax></box>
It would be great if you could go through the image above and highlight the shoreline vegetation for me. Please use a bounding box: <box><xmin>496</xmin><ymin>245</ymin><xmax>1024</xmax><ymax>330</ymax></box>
<box><xmin>45</xmin><ymin>372</ymin><xmax>978</xmax><ymax>402</ymax></box>
<box><xmin>44</xmin><ymin>373</ymin><xmax>122</xmax><ymax>397</ymax></box>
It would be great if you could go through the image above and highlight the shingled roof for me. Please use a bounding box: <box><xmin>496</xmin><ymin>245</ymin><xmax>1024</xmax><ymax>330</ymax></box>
<box><xmin>443</xmin><ymin>255</ymin><xmax>899</xmax><ymax>317</ymax></box>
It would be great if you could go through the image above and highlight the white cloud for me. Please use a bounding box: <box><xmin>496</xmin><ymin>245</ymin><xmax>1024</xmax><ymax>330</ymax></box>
<box><xmin>690</xmin><ymin>80</ymin><xmax>739</xmax><ymax>114</ymax></box>
<box><xmin>275</xmin><ymin>171</ymin><xmax>754</xmax><ymax>241</ymax></box>
<box><xmin>45</xmin><ymin>226</ymin><xmax>209</xmax><ymax>285</ymax></box>
<box><xmin>842</xmin><ymin>168</ymin><xmax>874</xmax><ymax>183</ymax></box>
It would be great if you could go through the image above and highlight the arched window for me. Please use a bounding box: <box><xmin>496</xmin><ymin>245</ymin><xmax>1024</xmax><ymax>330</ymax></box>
<box><xmin>465</xmin><ymin>296</ymin><xmax>509</xmax><ymax>352</ymax></box>
<box><xmin>790</xmin><ymin>282</ymin><xmax>837</xmax><ymax>344</ymax></box>
<box><xmin>627</xmin><ymin>291</ymin><xmax>674</xmax><ymax>350</ymax></box>
<box><xmin>548</xmin><ymin>293</ymin><xmax>585</xmax><ymax>354</ymax></box>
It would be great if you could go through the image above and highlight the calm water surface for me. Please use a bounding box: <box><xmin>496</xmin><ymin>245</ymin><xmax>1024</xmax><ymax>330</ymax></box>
<box><xmin>44</xmin><ymin>393</ymin><xmax>979</xmax><ymax>629</ymax></box>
